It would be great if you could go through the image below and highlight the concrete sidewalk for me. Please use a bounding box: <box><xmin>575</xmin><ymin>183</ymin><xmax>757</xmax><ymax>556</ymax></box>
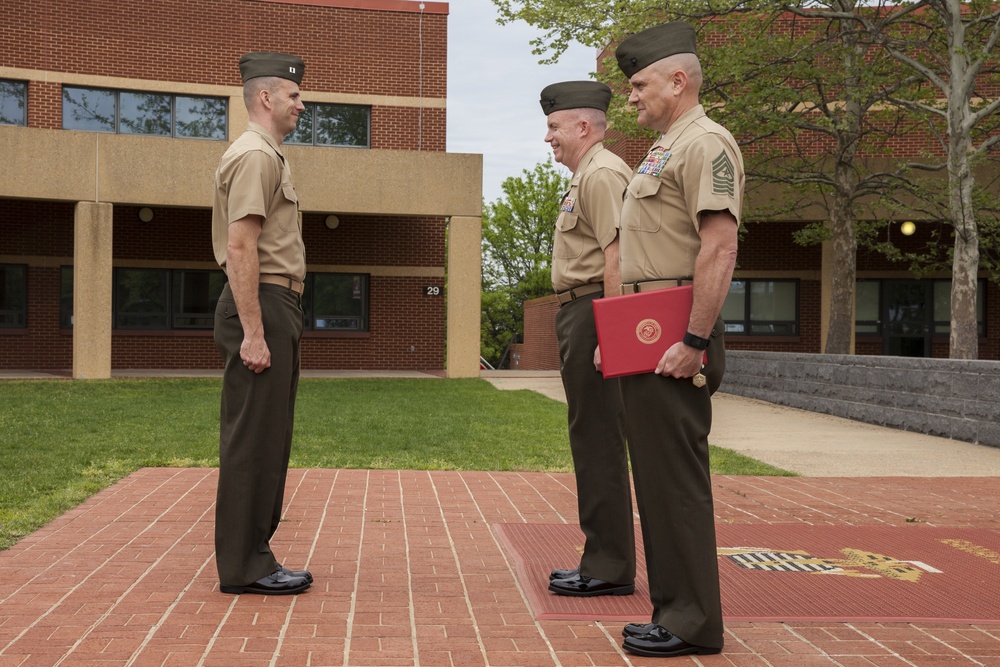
<box><xmin>482</xmin><ymin>370</ymin><xmax>1000</xmax><ymax>477</ymax></box>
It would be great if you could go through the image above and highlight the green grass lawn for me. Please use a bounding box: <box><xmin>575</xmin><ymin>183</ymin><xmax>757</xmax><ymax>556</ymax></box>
<box><xmin>0</xmin><ymin>377</ymin><xmax>791</xmax><ymax>550</ymax></box>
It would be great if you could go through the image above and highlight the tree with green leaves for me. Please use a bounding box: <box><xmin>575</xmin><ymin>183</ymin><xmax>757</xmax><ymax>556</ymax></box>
<box><xmin>481</xmin><ymin>158</ymin><xmax>570</xmax><ymax>368</ymax></box>
<box><xmin>835</xmin><ymin>0</ymin><xmax>1000</xmax><ymax>358</ymax></box>
<box><xmin>495</xmin><ymin>0</ymin><xmax>1000</xmax><ymax>358</ymax></box>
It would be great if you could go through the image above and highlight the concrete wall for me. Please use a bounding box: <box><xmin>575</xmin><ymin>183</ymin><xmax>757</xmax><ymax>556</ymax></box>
<box><xmin>721</xmin><ymin>350</ymin><xmax>1000</xmax><ymax>447</ymax></box>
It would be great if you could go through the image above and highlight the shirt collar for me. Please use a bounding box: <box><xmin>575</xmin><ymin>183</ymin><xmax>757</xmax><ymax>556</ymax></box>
<box><xmin>247</xmin><ymin>121</ymin><xmax>285</xmax><ymax>159</ymax></box>
<box><xmin>659</xmin><ymin>105</ymin><xmax>706</xmax><ymax>148</ymax></box>
<box><xmin>570</xmin><ymin>141</ymin><xmax>605</xmax><ymax>185</ymax></box>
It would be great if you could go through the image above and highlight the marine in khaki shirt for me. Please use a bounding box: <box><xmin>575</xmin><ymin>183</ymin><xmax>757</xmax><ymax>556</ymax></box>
<box><xmin>212</xmin><ymin>120</ymin><xmax>305</xmax><ymax>284</ymax></box>
<box><xmin>211</xmin><ymin>52</ymin><xmax>312</xmax><ymax>598</ymax></box>
<box><xmin>610</xmin><ymin>22</ymin><xmax>744</xmax><ymax>659</ymax></box>
<box><xmin>552</xmin><ymin>141</ymin><xmax>632</xmax><ymax>293</ymax></box>
<box><xmin>540</xmin><ymin>81</ymin><xmax>636</xmax><ymax>600</ymax></box>
<box><xmin>619</xmin><ymin>104</ymin><xmax>743</xmax><ymax>286</ymax></box>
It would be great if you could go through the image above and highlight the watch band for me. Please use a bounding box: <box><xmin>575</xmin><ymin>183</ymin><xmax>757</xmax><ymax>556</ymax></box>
<box><xmin>683</xmin><ymin>331</ymin><xmax>710</xmax><ymax>350</ymax></box>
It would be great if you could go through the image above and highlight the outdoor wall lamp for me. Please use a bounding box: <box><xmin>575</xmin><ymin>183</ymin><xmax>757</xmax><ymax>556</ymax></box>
<box><xmin>325</xmin><ymin>214</ymin><xmax>340</xmax><ymax>230</ymax></box>
<box><xmin>900</xmin><ymin>221</ymin><xmax>916</xmax><ymax>236</ymax></box>
<box><xmin>138</xmin><ymin>207</ymin><xmax>154</xmax><ymax>223</ymax></box>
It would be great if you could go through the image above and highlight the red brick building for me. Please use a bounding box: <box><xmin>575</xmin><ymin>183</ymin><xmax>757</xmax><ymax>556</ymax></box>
<box><xmin>0</xmin><ymin>0</ymin><xmax>482</xmax><ymax>377</ymax></box>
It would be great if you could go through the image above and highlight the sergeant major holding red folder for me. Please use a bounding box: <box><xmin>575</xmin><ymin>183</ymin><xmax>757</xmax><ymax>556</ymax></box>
<box><xmin>610</xmin><ymin>22</ymin><xmax>745</xmax><ymax>658</ymax></box>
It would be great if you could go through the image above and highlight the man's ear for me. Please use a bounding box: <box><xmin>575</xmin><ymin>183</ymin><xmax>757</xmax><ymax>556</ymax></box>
<box><xmin>673</xmin><ymin>70</ymin><xmax>688</xmax><ymax>93</ymax></box>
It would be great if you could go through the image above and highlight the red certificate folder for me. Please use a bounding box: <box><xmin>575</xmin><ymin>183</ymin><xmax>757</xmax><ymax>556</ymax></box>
<box><xmin>592</xmin><ymin>285</ymin><xmax>693</xmax><ymax>379</ymax></box>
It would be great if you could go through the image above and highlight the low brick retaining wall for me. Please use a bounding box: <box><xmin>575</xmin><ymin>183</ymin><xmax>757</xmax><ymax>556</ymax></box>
<box><xmin>721</xmin><ymin>351</ymin><xmax>1000</xmax><ymax>447</ymax></box>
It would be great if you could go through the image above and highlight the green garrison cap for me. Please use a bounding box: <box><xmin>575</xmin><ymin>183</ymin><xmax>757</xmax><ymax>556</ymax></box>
<box><xmin>239</xmin><ymin>52</ymin><xmax>305</xmax><ymax>84</ymax></box>
<box><xmin>539</xmin><ymin>81</ymin><xmax>613</xmax><ymax>115</ymax></box>
<box><xmin>615</xmin><ymin>22</ymin><xmax>697</xmax><ymax>79</ymax></box>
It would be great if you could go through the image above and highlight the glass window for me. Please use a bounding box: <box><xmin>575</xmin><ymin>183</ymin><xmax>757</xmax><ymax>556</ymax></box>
<box><xmin>749</xmin><ymin>281</ymin><xmax>797</xmax><ymax>334</ymax></box>
<box><xmin>723</xmin><ymin>279</ymin><xmax>798</xmax><ymax>336</ymax></box>
<box><xmin>63</xmin><ymin>87</ymin><xmax>116</xmax><ymax>132</ymax></box>
<box><xmin>306</xmin><ymin>273</ymin><xmax>369</xmax><ymax>331</ymax></box>
<box><xmin>933</xmin><ymin>279</ymin><xmax>986</xmax><ymax>336</ymax></box>
<box><xmin>721</xmin><ymin>280</ymin><xmax>746</xmax><ymax>334</ymax></box>
<box><xmin>115</xmin><ymin>268</ymin><xmax>169</xmax><ymax>329</ymax></box>
<box><xmin>286</xmin><ymin>102</ymin><xmax>371</xmax><ymax>147</ymax></box>
<box><xmin>0</xmin><ymin>79</ymin><xmax>27</xmax><ymax>126</ymax></box>
<box><xmin>63</xmin><ymin>87</ymin><xmax>227</xmax><ymax>140</ymax></box>
<box><xmin>316</xmin><ymin>104</ymin><xmax>370</xmax><ymax>147</ymax></box>
<box><xmin>119</xmin><ymin>91</ymin><xmax>171</xmax><ymax>136</ymax></box>
<box><xmin>175</xmin><ymin>95</ymin><xmax>227</xmax><ymax>139</ymax></box>
<box><xmin>855</xmin><ymin>280</ymin><xmax>880</xmax><ymax>334</ymax></box>
<box><xmin>285</xmin><ymin>104</ymin><xmax>314</xmax><ymax>144</ymax></box>
<box><xmin>856</xmin><ymin>279</ymin><xmax>985</xmax><ymax>337</ymax></box>
<box><xmin>0</xmin><ymin>264</ymin><xmax>27</xmax><ymax>328</ymax></box>
<box><xmin>172</xmin><ymin>270</ymin><xmax>226</xmax><ymax>328</ymax></box>
<box><xmin>63</xmin><ymin>267</ymin><xmax>226</xmax><ymax>330</ymax></box>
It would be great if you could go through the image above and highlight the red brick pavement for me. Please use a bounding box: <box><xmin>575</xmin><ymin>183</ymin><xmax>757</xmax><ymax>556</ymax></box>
<box><xmin>1</xmin><ymin>469</ymin><xmax>999</xmax><ymax>666</ymax></box>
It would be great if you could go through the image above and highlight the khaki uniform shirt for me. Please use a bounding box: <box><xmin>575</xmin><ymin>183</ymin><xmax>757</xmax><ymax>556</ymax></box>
<box><xmin>212</xmin><ymin>121</ymin><xmax>306</xmax><ymax>281</ymax></box>
<box><xmin>552</xmin><ymin>142</ymin><xmax>632</xmax><ymax>293</ymax></box>
<box><xmin>619</xmin><ymin>105</ymin><xmax>744</xmax><ymax>284</ymax></box>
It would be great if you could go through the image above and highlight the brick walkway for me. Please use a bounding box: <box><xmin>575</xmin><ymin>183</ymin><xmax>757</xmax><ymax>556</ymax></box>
<box><xmin>2</xmin><ymin>468</ymin><xmax>1000</xmax><ymax>666</ymax></box>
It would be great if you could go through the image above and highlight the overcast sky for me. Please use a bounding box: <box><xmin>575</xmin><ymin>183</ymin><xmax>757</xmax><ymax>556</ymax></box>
<box><xmin>444</xmin><ymin>0</ymin><xmax>598</xmax><ymax>203</ymax></box>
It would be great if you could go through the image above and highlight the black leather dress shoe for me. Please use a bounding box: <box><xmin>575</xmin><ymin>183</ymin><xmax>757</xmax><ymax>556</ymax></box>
<box><xmin>220</xmin><ymin>569</ymin><xmax>311</xmax><ymax>595</ymax></box>
<box><xmin>279</xmin><ymin>565</ymin><xmax>313</xmax><ymax>583</ymax></box>
<box><xmin>548</xmin><ymin>566</ymin><xmax>580</xmax><ymax>581</ymax></box>
<box><xmin>622</xmin><ymin>622</ymin><xmax>656</xmax><ymax>638</ymax></box>
<box><xmin>622</xmin><ymin>624</ymin><xmax>722</xmax><ymax>657</ymax></box>
<box><xmin>548</xmin><ymin>573</ymin><xmax>634</xmax><ymax>597</ymax></box>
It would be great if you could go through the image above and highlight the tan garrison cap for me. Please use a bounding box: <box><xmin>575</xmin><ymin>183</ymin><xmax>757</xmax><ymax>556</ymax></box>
<box><xmin>239</xmin><ymin>52</ymin><xmax>305</xmax><ymax>84</ymax></box>
<box><xmin>539</xmin><ymin>81</ymin><xmax>613</xmax><ymax>115</ymax></box>
<box><xmin>615</xmin><ymin>22</ymin><xmax>697</xmax><ymax>79</ymax></box>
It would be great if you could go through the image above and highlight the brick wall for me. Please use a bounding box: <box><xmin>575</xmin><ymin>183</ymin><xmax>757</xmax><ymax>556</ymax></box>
<box><xmin>519</xmin><ymin>297</ymin><xmax>560</xmax><ymax>371</ymax></box>
<box><xmin>2</xmin><ymin>0</ymin><xmax>447</xmax><ymax>151</ymax></box>
<box><xmin>302</xmin><ymin>214</ymin><xmax>446</xmax><ymax>266</ymax></box>
<box><xmin>1</xmin><ymin>200</ymin><xmax>447</xmax><ymax>371</ymax></box>
<box><xmin>0</xmin><ymin>266</ymin><xmax>72</xmax><ymax>371</ymax></box>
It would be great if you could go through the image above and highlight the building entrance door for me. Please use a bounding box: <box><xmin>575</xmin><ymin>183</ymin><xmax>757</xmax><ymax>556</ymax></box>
<box><xmin>883</xmin><ymin>281</ymin><xmax>930</xmax><ymax>357</ymax></box>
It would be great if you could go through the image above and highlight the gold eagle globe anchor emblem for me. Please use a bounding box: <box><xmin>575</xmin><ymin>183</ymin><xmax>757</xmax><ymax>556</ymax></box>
<box><xmin>635</xmin><ymin>318</ymin><xmax>662</xmax><ymax>344</ymax></box>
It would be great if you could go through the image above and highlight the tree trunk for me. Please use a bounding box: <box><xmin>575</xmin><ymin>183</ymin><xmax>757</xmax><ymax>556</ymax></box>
<box><xmin>824</xmin><ymin>196</ymin><xmax>857</xmax><ymax>354</ymax></box>
<box><xmin>945</xmin><ymin>0</ymin><xmax>980</xmax><ymax>360</ymax></box>
<box><xmin>948</xmin><ymin>148</ymin><xmax>980</xmax><ymax>359</ymax></box>
<box><xmin>825</xmin><ymin>18</ymin><xmax>862</xmax><ymax>355</ymax></box>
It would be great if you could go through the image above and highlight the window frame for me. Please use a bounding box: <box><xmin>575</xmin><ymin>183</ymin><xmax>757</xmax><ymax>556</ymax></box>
<box><xmin>304</xmin><ymin>272</ymin><xmax>371</xmax><ymax>332</ymax></box>
<box><xmin>61</xmin><ymin>267</ymin><xmax>227</xmax><ymax>331</ymax></box>
<box><xmin>722</xmin><ymin>279</ymin><xmax>800</xmax><ymax>337</ymax></box>
<box><xmin>285</xmin><ymin>101</ymin><xmax>371</xmax><ymax>148</ymax></box>
<box><xmin>0</xmin><ymin>79</ymin><xmax>27</xmax><ymax>126</ymax></box>
<box><xmin>62</xmin><ymin>86</ymin><xmax>228</xmax><ymax>140</ymax></box>
<box><xmin>855</xmin><ymin>278</ymin><xmax>986</xmax><ymax>337</ymax></box>
<box><xmin>0</xmin><ymin>263</ymin><xmax>28</xmax><ymax>329</ymax></box>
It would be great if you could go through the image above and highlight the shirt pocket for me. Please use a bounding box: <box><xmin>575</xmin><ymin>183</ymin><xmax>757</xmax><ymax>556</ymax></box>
<box><xmin>554</xmin><ymin>212</ymin><xmax>583</xmax><ymax>259</ymax></box>
<box><xmin>623</xmin><ymin>175</ymin><xmax>662</xmax><ymax>233</ymax></box>
<box><xmin>278</xmin><ymin>181</ymin><xmax>299</xmax><ymax>231</ymax></box>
